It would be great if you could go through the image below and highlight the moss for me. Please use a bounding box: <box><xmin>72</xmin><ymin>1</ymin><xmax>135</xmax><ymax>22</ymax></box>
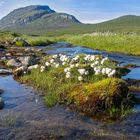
<box><xmin>67</xmin><ymin>78</ymin><xmax>129</xmax><ymax>115</ymax></box>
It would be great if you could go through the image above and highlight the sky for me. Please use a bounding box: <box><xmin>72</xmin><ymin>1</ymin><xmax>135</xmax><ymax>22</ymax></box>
<box><xmin>0</xmin><ymin>0</ymin><xmax>140</xmax><ymax>23</ymax></box>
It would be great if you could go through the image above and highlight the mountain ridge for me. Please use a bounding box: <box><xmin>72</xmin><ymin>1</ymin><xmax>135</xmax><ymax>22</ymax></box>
<box><xmin>0</xmin><ymin>5</ymin><xmax>140</xmax><ymax>34</ymax></box>
<box><xmin>0</xmin><ymin>5</ymin><xmax>80</xmax><ymax>30</ymax></box>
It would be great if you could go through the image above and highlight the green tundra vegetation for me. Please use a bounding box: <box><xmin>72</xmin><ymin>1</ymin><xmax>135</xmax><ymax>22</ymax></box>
<box><xmin>26</xmin><ymin>33</ymin><xmax>140</xmax><ymax>56</ymax></box>
<box><xmin>1</xmin><ymin>31</ymin><xmax>140</xmax><ymax>56</ymax></box>
<box><xmin>63</xmin><ymin>34</ymin><xmax>140</xmax><ymax>56</ymax></box>
<box><xmin>19</xmin><ymin>54</ymin><xmax>133</xmax><ymax>120</ymax></box>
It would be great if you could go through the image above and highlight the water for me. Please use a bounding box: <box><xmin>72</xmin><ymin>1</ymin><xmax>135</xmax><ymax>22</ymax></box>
<box><xmin>44</xmin><ymin>42</ymin><xmax>140</xmax><ymax>80</ymax></box>
<box><xmin>123</xmin><ymin>67</ymin><xmax>140</xmax><ymax>80</ymax></box>
<box><xmin>0</xmin><ymin>43</ymin><xmax>140</xmax><ymax>139</ymax></box>
<box><xmin>0</xmin><ymin>76</ymin><xmax>140</xmax><ymax>140</ymax></box>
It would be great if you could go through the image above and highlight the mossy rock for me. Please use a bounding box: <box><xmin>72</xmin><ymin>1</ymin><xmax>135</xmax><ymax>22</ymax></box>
<box><xmin>67</xmin><ymin>78</ymin><xmax>129</xmax><ymax>114</ymax></box>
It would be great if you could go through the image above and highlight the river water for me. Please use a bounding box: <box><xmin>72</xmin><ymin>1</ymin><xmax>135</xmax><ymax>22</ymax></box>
<box><xmin>44</xmin><ymin>43</ymin><xmax>140</xmax><ymax>80</ymax></box>
<box><xmin>0</xmin><ymin>43</ymin><xmax>140</xmax><ymax>140</ymax></box>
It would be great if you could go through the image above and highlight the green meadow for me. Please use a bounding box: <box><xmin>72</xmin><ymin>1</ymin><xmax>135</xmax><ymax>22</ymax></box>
<box><xmin>1</xmin><ymin>31</ymin><xmax>140</xmax><ymax>56</ymax></box>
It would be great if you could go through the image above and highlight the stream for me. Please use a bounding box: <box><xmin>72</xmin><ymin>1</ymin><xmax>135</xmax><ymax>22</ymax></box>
<box><xmin>0</xmin><ymin>43</ymin><xmax>140</xmax><ymax>140</ymax></box>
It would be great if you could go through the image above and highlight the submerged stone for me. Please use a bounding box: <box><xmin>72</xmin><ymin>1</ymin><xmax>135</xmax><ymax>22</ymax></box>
<box><xmin>0</xmin><ymin>69</ymin><xmax>12</xmax><ymax>75</ymax></box>
<box><xmin>0</xmin><ymin>98</ymin><xmax>5</xmax><ymax>110</ymax></box>
<box><xmin>0</xmin><ymin>89</ymin><xmax>4</xmax><ymax>94</ymax></box>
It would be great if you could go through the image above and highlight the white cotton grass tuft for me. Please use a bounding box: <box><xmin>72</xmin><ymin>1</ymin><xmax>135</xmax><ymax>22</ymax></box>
<box><xmin>50</xmin><ymin>59</ymin><xmax>55</xmax><ymax>64</ymax></box>
<box><xmin>78</xmin><ymin>69</ymin><xmax>86</xmax><ymax>75</ymax></box>
<box><xmin>85</xmin><ymin>71</ymin><xmax>89</xmax><ymax>75</ymax></box>
<box><xmin>64</xmin><ymin>67</ymin><xmax>71</xmax><ymax>73</ymax></box>
<box><xmin>75</xmin><ymin>63</ymin><xmax>79</xmax><ymax>67</ymax></box>
<box><xmin>66</xmin><ymin>72</ymin><xmax>71</xmax><ymax>79</ymax></box>
<box><xmin>55</xmin><ymin>63</ymin><xmax>59</xmax><ymax>68</ymax></box>
<box><xmin>38</xmin><ymin>54</ymin><xmax>117</xmax><ymax>80</ymax></box>
<box><xmin>45</xmin><ymin>62</ymin><xmax>50</xmax><ymax>67</ymax></box>
<box><xmin>40</xmin><ymin>65</ymin><xmax>46</xmax><ymax>72</ymax></box>
<box><xmin>52</xmin><ymin>54</ymin><xmax>58</xmax><ymax>59</ymax></box>
<box><xmin>78</xmin><ymin>76</ymin><xmax>83</xmax><ymax>81</ymax></box>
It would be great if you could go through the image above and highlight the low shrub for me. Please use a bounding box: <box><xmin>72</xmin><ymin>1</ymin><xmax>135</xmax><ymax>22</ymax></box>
<box><xmin>67</xmin><ymin>78</ymin><xmax>129</xmax><ymax>114</ymax></box>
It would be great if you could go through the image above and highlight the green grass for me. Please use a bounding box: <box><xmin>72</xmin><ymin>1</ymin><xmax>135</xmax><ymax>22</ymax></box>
<box><xmin>18</xmin><ymin>54</ymin><xmax>133</xmax><ymax>120</ymax></box>
<box><xmin>63</xmin><ymin>34</ymin><xmax>140</xmax><ymax>56</ymax></box>
<box><xmin>1</xmin><ymin>31</ymin><xmax>140</xmax><ymax>56</ymax></box>
<box><xmin>0</xmin><ymin>31</ymin><xmax>54</xmax><ymax>46</ymax></box>
<box><xmin>24</xmin><ymin>36</ymin><xmax>54</xmax><ymax>46</ymax></box>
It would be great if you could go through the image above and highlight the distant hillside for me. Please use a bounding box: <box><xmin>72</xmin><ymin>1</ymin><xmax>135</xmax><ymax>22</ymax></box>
<box><xmin>0</xmin><ymin>5</ymin><xmax>80</xmax><ymax>30</ymax></box>
<box><xmin>93</xmin><ymin>15</ymin><xmax>140</xmax><ymax>31</ymax></box>
<box><xmin>0</xmin><ymin>5</ymin><xmax>140</xmax><ymax>35</ymax></box>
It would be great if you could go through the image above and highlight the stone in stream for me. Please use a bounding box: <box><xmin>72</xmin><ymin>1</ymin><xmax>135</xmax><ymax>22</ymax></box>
<box><xmin>7</xmin><ymin>59</ymin><xmax>21</xmax><ymax>67</ymax></box>
<box><xmin>0</xmin><ymin>89</ymin><xmax>4</xmax><ymax>94</ymax></box>
<box><xmin>1</xmin><ymin>56</ymin><xmax>6</xmax><ymax>60</ymax></box>
<box><xmin>134</xmin><ymin>93</ymin><xmax>140</xmax><ymax>104</ymax></box>
<box><xmin>18</xmin><ymin>56</ymin><xmax>38</xmax><ymax>66</ymax></box>
<box><xmin>13</xmin><ymin>66</ymin><xmax>27</xmax><ymax>78</ymax></box>
<box><xmin>0</xmin><ymin>69</ymin><xmax>12</xmax><ymax>75</ymax></box>
<box><xmin>0</xmin><ymin>97</ymin><xmax>5</xmax><ymax>110</ymax></box>
<box><xmin>28</xmin><ymin>64</ymin><xmax>39</xmax><ymax>70</ymax></box>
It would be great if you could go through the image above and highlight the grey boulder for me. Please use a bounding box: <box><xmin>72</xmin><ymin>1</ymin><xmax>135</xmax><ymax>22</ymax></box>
<box><xmin>0</xmin><ymin>69</ymin><xmax>12</xmax><ymax>75</ymax></box>
<box><xmin>18</xmin><ymin>56</ymin><xmax>37</xmax><ymax>66</ymax></box>
<box><xmin>7</xmin><ymin>59</ymin><xmax>21</xmax><ymax>67</ymax></box>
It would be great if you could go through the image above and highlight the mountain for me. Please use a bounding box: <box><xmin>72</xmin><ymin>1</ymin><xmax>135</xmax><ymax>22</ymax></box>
<box><xmin>94</xmin><ymin>15</ymin><xmax>140</xmax><ymax>29</ymax></box>
<box><xmin>0</xmin><ymin>5</ymin><xmax>140</xmax><ymax>35</ymax></box>
<box><xmin>0</xmin><ymin>5</ymin><xmax>80</xmax><ymax>30</ymax></box>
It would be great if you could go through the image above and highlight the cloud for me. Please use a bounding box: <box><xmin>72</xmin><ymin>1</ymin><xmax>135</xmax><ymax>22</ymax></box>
<box><xmin>0</xmin><ymin>0</ymin><xmax>5</xmax><ymax>6</ymax></box>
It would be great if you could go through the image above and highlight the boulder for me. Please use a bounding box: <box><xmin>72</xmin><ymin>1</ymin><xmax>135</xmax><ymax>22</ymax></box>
<box><xmin>0</xmin><ymin>69</ymin><xmax>12</xmax><ymax>75</ymax></box>
<box><xmin>0</xmin><ymin>98</ymin><xmax>5</xmax><ymax>110</ymax></box>
<box><xmin>1</xmin><ymin>57</ymin><xmax>6</xmax><ymax>60</ymax></box>
<box><xmin>28</xmin><ymin>64</ymin><xmax>39</xmax><ymax>70</ymax></box>
<box><xmin>7</xmin><ymin>59</ymin><xmax>21</xmax><ymax>67</ymax></box>
<box><xmin>18</xmin><ymin>56</ymin><xmax>37</xmax><ymax>66</ymax></box>
<box><xmin>5</xmin><ymin>53</ymin><xmax>12</xmax><ymax>57</ymax></box>
<box><xmin>0</xmin><ymin>89</ymin><xmax>4</xmax><ymax>94</ymax></box>
<box><xmin>13</xmin><ymin>66</ymin><xmax>27</xmax><ymax>78</ymax></box>
<box><xmin>25</xmin><ymin>48</ymin><xmax>35</xmax><ymax>52</ymax></box>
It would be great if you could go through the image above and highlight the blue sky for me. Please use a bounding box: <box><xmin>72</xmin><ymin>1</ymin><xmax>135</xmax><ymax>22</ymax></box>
<box><xmin>0</xmin><ymin>0</ymin><xmax>140</xmax><ymax>23</ymax></box>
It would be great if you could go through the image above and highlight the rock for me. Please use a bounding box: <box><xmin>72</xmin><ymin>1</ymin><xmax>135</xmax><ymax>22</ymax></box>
<box><xmin>127</xmin><ymin>79</ymin><xmax>140</xmax><ymax>88</ymax></box>
<box><xmin>0</xmin><ymin>44</ymin><xmax>6</xmax><ymax>49</ymax></box>
<box><xmin>13</xmin><ymin>66</ymin><xmax>27</xmax><ymax>77</ymax></box>
<box><xmin>0</xmin><ymin>69</ymin><xmax>12</xmax><ymax>75</ymax></box>
<box><xmin>134</xmin><ymin>93</ymin><xmax>140</xmax><ymax>104</ymax></box>
<box><xmin>0</xmin><ymin>89</ymin><xmax>4</xmax><ymax>94</ymax></box>
<box><xmin>36</xmin><ymin>49</ymin><xmax>43</xmax><ymax>52</ymax></box>
<box><xmin>0</xmin><ymin>98</ymin><xmax>5</xmax><ymax>110</ymax></box>
<box><xmin>16</xmin><ymin>53</ymin><xmax>24</xmax><ymax>56</ymax></box>
<box><xmin>1</xmin><ymin>56</ymin><xmax>6</xmax><ymax>60</ymax></box>
<box><xmin>25</xmin><ymin>48</ymin><xmax>34</xmax><ymax>52</ymax></box>
<box><xmin>18</xmin><ymin>56</ymin><xmax>37</xmax><ymax>66</ymax></box>
<box><xmin>7</xmin><ymin>59</ymin><xmax>21</xmax><ymax>67</ymax></box>
<box><xmin>13</xmin><ymin>37</ymin><xmax>29</xmax><ymax>47</ymax></box>
<box><xmin>5</xmin><ymin>53</ymin><xmax>12</xmax><ymax>57</ymax></box>
<box><xmin>28</xmin><ymin>64</ymin><xmax>39</xmax><ymax>70</ymax></box>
